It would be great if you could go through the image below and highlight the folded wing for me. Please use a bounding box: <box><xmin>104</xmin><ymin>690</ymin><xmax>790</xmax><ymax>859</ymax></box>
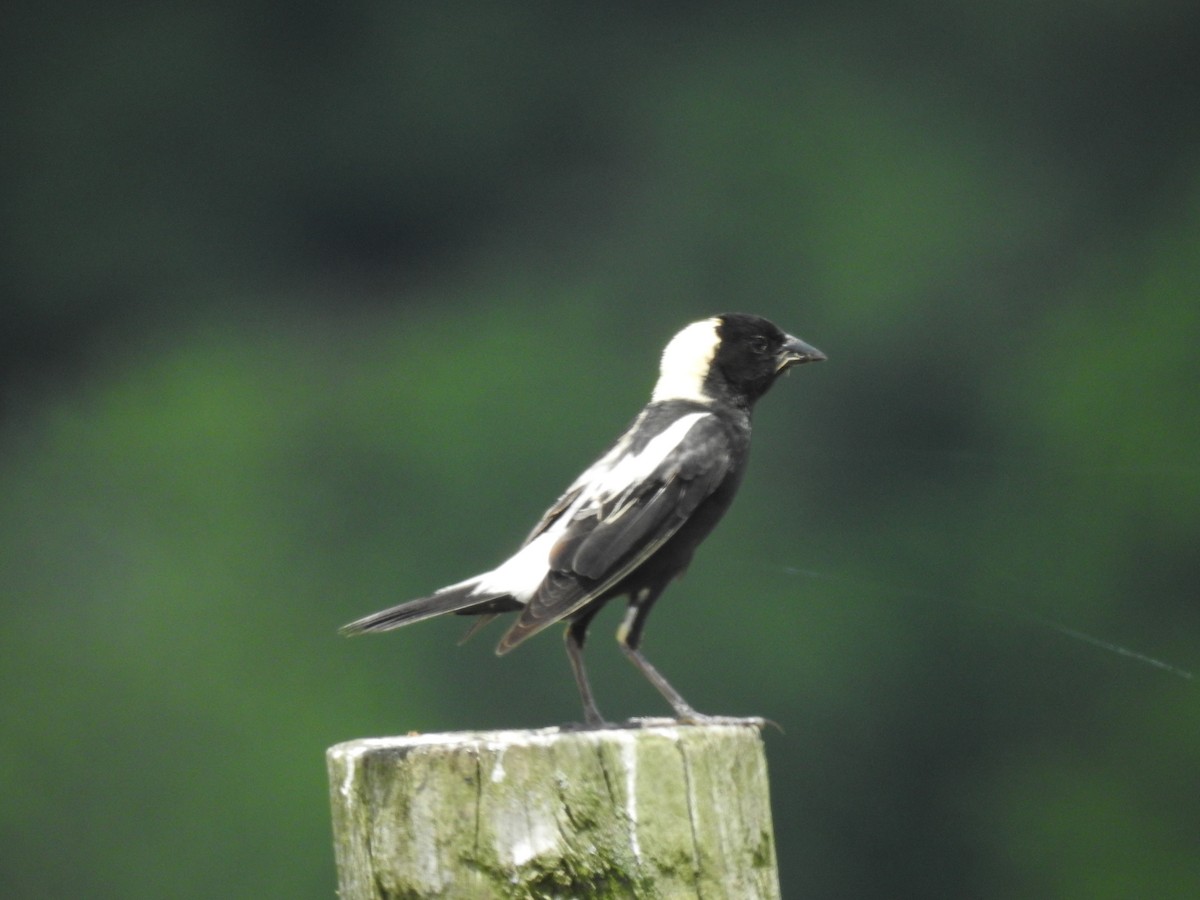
<box><xmin>495</xmin><ymin>412</ymin><xmax>731</xmax><ymax>653</ymax></box>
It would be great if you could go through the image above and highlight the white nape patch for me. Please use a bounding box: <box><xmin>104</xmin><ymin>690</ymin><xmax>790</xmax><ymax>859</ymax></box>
<box><xmin>651</xmin><ymin>317</ymin><xmax>721</xmax><ymax>404</ymax></box>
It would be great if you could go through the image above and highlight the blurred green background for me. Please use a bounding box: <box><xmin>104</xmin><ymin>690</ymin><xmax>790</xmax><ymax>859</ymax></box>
<box><xmin>4</xmin><ymin>2</ymin><xmax>1198</xmax><ymax>897</ymax></box>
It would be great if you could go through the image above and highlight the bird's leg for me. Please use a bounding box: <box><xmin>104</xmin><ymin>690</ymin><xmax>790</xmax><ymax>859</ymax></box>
<box><xmin>564</xmin><ymin>614</ymin><xmax>608</xmax><ymax>728</ymax></box>
<box><xmin>617</xmin><ymin>599</ymin><xmax>708</xmax><ymax>723</ymax></box>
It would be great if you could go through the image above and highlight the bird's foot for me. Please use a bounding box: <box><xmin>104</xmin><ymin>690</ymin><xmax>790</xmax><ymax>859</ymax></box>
<box><xmin>558</xmin><ymin>704</ymin><xmax>616</xmax><ymax>731</ymax></box>
<box><xmin>560</xmin><ymin>719</ymin><xmax>616</xmax><ymax>731</ymax></box>
<box><xmin>677</xmin><ymin>711</ymin><xmax>778</xmax><ymax>730</ymax></box>
<box><xmin>623</xmin><ymin>712</ymin><xmax>781</xmax><ymax>732</ymax></box>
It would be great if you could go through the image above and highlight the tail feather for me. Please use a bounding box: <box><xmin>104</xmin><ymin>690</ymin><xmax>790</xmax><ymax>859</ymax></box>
<box><xmin>341</xmin><ymin>581</ymin><xmax>513</xmax><ymax>635</ymax></box>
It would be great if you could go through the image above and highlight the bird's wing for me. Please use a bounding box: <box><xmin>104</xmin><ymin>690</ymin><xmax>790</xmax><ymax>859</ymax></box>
<box><xmin>517</xmin><ymin>410</ymin><xmax>650</xmax><ymax>547</ymax></box>
<box><xmin>519</xmin><ymin>483</ymin><xmax>584</xmax><ymax>547</ymax></box>
<box><xmin>496</xmin><ymin>413</ymin><xmax>731</xmax><ymax>653</ymax></box>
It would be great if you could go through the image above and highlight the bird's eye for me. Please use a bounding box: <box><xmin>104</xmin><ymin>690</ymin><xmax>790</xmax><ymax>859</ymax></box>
<box><xmin>749</xmin><ymin>336</ymin><xmax>769</xmax><ymax>355</ymax></box>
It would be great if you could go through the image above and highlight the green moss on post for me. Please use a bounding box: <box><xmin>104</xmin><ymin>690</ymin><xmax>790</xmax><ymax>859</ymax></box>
<box><xmin>327</xmin><ymin>721</ymin><xmax>780</xmax><ymax>899</ymax></box>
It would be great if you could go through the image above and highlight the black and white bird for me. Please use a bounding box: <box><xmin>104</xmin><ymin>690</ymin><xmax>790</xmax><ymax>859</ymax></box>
<box><xmin>342</xmin><ymin>313</ymin><xmax>825</xmax><ymax>725</ymax></box>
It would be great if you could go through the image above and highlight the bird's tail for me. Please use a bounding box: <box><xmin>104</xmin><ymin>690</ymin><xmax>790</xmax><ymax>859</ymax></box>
<box><xmin>340</xmin><ymin>580</ymin><xmax>514</xmax><ymax>635</ymax></box>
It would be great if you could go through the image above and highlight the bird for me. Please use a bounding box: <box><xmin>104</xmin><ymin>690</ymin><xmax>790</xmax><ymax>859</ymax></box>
<box><xmin>341</xmin><ymin>313</ymin><xmax>825</xmax><ymax>725</ymax></box>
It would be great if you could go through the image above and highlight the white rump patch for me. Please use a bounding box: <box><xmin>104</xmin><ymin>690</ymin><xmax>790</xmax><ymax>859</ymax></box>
<box><xmin>470</xmin><ymin>527</ymin><xmax>563</xmax><ymax>602</ymax></box>
<box><xmin>651</xmin><ymin>317</ymin><xmax>720</xmax><ymax>404</ymax></box>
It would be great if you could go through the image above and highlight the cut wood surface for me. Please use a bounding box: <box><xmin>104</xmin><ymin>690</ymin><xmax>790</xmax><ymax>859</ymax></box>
<box><xmin>327</xmin><ymin>719</ymin><xmax>780</xmax><ymax>899</ymax></box>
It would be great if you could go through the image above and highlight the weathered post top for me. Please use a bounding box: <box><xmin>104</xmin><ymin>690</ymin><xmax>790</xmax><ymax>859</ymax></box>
<box><xmin>327</xmin><ymin>719</ymin><xmax>780</xmax><ymax>899</ymax></box>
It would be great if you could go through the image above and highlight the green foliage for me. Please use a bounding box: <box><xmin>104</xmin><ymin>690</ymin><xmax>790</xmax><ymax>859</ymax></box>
<box><xmin>3</xmin><ymin>2</ymin><xmax>1198</xmax><ymax>897</ymax></box>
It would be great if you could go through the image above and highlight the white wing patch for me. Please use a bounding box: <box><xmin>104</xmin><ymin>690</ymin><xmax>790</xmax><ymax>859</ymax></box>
<box><xmin>589</xmin><ymin>412</ymin><xmax>708</xmax><ymax>496</ymax></box>
<box><xmin>469</xmin><ymin>411</ymin><xmax>712</xmax><ymax>602</ymax></box>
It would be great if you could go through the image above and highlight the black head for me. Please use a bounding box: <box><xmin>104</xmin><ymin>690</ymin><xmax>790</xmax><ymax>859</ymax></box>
<box><xmin>712</xmin><ymin>313</ymin><xmax>825</xmax><ymax>405</ymax></box>
<box><xmin>651</xmin><ymin>313</ymin><xmax>825</xmax><ymax>408</ymax></box>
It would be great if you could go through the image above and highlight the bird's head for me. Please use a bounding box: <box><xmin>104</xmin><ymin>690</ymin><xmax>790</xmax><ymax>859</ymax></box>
<box><xmin>651</xmin><ymin>313</ymin><xmax>825</xmax><ymax>408</ymax></box>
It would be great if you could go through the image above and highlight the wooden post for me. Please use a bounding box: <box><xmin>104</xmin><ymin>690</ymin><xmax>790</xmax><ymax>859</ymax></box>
<box><xmin>327</xmin><ymin>720</ymin><xmax>780</xmax><ymax>899</ymax></box>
